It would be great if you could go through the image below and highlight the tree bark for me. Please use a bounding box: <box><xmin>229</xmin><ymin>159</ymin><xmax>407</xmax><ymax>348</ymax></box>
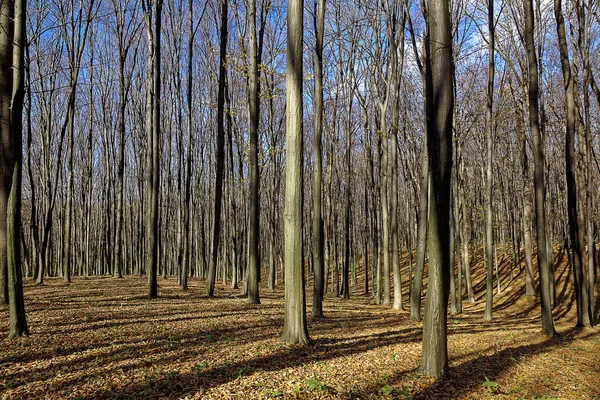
<box><xmin>4</xmin><ymin>0</ymin><xmax>28</xmax><ymax>338</ymax></box>
<box><xmin>525</xmin><ymin>0</ymin><xmax>555</xmax><ymax>335</ymax></box>
<box><xmin>554</xmin><ymin>0</ymin><xmax>591</xmax><ymax>328</ymax></box>
<box><xmin>146</xmin><ymin>0</ymin><xmax>162</xmax><ymax>298</ymax></box>
<box><xmin>206</xmin><ymin>0</ymin><xmax>228</xmax><ymax>297</ymax></box>
<box><xmin>0</xmin><ymin>0</ymin><xmax>12</xmax><ymax>305</ymax></box>
<box><xmin>311</xmin><ymin>0</ymin><xmax>326</xmax><ymax>317</ymax></box>
<box><xmin>281</xmin><ymin>0</ymin><xmax>311</xmax><ymax>345</ymax></box>
<box><xmin>513</xmin><ymin>88</ymin><xmax>536</xmax><ymax>296</ymax></box>
<box><xmin>246</xmin><ymin>0</ymin><xmax>261</xmax><ymax>305</ymax></box>
<box><xmin>483</xmin><ymin>0</ymin><xmax>495</xmax><ymax>321</ymax></box>
<box><xmin>410</xmin><ymin>141</ymin><xmax>428</xmax><ymax>320</ymax></box>
<box><xmin>420</xmin><ymin>0</ymin><xmax>453</xmax><ymax>378</ymax></box>
<box><xmin>381</xmin><ymin>115</ymin><xmax>390</xmax><ymax>307</ymax></box>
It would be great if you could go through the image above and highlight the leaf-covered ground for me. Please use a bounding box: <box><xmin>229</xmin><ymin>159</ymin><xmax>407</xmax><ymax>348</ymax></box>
<box><xmin>1</xmin><ymin>247</ymin><xmax>600</xmax><ymax>399</ymax></box>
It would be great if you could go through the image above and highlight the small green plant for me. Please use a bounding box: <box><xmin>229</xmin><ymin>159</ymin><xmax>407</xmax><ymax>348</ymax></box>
<box><xmin>270</xmin><ymin>389</ymin><xmax>282</xmax><ymax>398</ymax></box>
<box><xmin>144</xmin><ymin>373</ymin><xmax>155</xmax><ymax>383</ymax></box>
<box><xmin>156</xmin><ymin>372</ymin><xmax>180</xmax><ymax>391</ymax></box>
<box><xmin>482</xmin><ymin>376</ymin><xmax>498</xmax><ymax>394</ymax></box>
<box><xmin>380</xmin><ymin>384</ymin><xmax>394</xmax><ymax>395</ymax></box>
<box><xmin>292</xmin><ymin>383</ymin><xmax>302</xmax><ymax>394</ymax></box>
<box><xmin>204</xmin><ymin>333</ymin><xmax>216</xmax><ymax>342</ymax></box>
<box><xmin>306</xmin><ymin>378</ymin><xmax>326</xmax><ymax>391</ymax></box>
<box><xmin>235</xmin><ymin>365</ymin><xmax>250</xmax><ymax>377</ymax></box>
<box><xmin>398</xmin><ymin>385</ymin><xmax>412</xmax><ymax>399</ymax></box>
<box><xmin>192</xmin><ymin>360</ymin><xmax>209</xmax><ymax>372</ymax></box>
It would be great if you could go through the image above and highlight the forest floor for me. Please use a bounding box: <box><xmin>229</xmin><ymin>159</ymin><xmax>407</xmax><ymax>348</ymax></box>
<box><xmin>1</xmin><ymin>247</ymin><xmax>600</xmax><ymax>399</ymax></box>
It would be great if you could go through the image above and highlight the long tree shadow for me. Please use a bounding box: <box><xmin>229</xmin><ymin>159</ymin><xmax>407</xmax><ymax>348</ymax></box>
<box><xmin>81</xmin><ymin>325</ymin><xmax>423</xmax><ymax>399</ymax></box>
<box><xmin>408</xmin><ymin>327</ymin><xmax>599</xmax><ymax>399</ymax></box>
<box><xmin>352</xmin><ymin>326</ymin><xmax>599</xmax><ymax>399</ymax></box>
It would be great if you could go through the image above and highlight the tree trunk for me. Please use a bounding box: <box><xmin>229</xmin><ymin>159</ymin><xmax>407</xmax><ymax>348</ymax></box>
<box><xmin>525</xmin><ymin>0</ymin><xmax>555</xmax><ymax>335</ymax></box>
<box><xmin>246</xmin><ymin>0</ymin><xmax>261</xmax><ymax>305</ymax></box>
<box><xmin>115</xmin><ymin>44</ymin><xmax>127</xmax><ymax>280</ymax></box>
<box><xmin>554</xmin><ymin>0</ymin><xmax>591</xmax><ymax>328</ymax></box>
<box><xmin>342</xmin><ymin>59</ymin><xmax>353</xmax><ymax>300</ymax></box>
<box><xmin>576</xmin><ymin>1</ymin><xmax>595</xmax><ymax>317</ymax></box>
<box><xmin>483</xmin><ymin>0</ymin><xmax>495</xmax><ymax>321</ymax></box>
<box><xmin>5</xmin><ymin>0</ymin><xmax>28</xmax><ymax>338</ymax></box>
<box><xmin>420</xmin><ymin>0</ymin><xmax>453</xmax><ymax>378</ymax></box>
<box><xmin>312</xmin><ymin>0</ymin><xmax>326</xmax><ymax>313</ymax></box>
<box><xmin>0</xmin><ymin>0</ymin><xmax>12</xmax><ymax>305</ymax></box>
<box><xmin>281</xmin><ymin>0</ymin><xmax>311</xmax><ymax>345</ymax></box>
<box><xmin>449</xmin><ymin>187</ymin><xmax>457</xmax><ymax>314</ymax></box>
<box><xmin>454</xmin><ymin>183</ymin><xmax>463</xmax><ymax>314</ymax></box>
<box><xmin>514</xmin><ymin>90</ymin><xmax>536</xmax><ymax>296</ymax></box>
<box><xmin>381</xmin><ymin>116</ymin><xmax>390</xmax><ymax>306</ymax></box>
<box><xmin>206</xmin><ymin>0</ymin><xmax>228</xmax><ymax>297</ymax></box>
<box><xmin>411</xmin><ymin>144</ymin><xmax>428</xmax><ymax>320</ymax></box>
<box><xmin>388</xmin><ymin>4</ymin><xmax>405</xmax><ymax>311</ymax></box>
<box><xmin>146</xmin><ymin>0</ymin><xmax>162</xmax><ymax>298</ymax></box>
<box><xmin>458</xmin><ymin>141</ymin><xmax>474</xmax><ymax>303</ymax></box>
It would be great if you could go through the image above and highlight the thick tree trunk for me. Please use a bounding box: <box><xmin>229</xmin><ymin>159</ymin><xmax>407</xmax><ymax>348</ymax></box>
<box><xmin>5</xmin><ymin>0</ymin><xmax>28</xmax><ymax>338</ymax></box>
<box><xmin>576</xmin><ymin>2</ymin><xmax>595</xmax><ymax>317</ymax></box>
<box><xmin>554</xmin><ymin>0</ymin><xmax>591</xmax><ymax>328</ymax></box>
<box><xmin>181</xmin><ymin>0</ymin><xmax>196</xmax><ymax>291</ymax></box>
<box><xmin>146</xmin><ymin>0</ymin><xmax>162</xmax><ymax>298</ymax></box>
<box><xmin>0</xmin><ymin>0</ymin><xmax>12</xmax><ymax>305</ymax></box>
<box><xmin>246</xmin><ymin>0</ymin><xmax>260</xmax><ymax>305</ymax></box>
<box><xmin>312</xmin><ymin>0</ymin><xmax>325</xmax><ymax>314</ymax></box>
<box><xmin>420</xmin><ymin>0</ymin><xmax>453</xmax><ymax>378</ymax></box>
<box><xmin>449</xmin><ymin>190</ymin><xmax>457</xmax><ymax>314</ymax></box>
<box><xmin>281</xmin><ymin>0</ymin><xmax>311</xmax><ymax>346</ymax></box>
<box><xmin>525</xmin><ymin>0</ymin><xmax>555</xmax><ymax>335</ymax></box>
<box><xmin>206</xmin><ymin>0</ymin><xmax>228</xmax><ymax>297</ymax></box>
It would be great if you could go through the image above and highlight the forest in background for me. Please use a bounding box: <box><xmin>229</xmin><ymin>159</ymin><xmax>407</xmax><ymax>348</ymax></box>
<box><xmin>1</xmin><ymin>0</ymin><xmax>600</xmax><ymax>392</ymax></box>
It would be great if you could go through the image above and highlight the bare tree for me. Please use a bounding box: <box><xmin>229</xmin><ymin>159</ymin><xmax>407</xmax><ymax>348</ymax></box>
<box><xmin>281</xmin><ymin>0</ymin><xmax>311</xmax><ymax>346</ymax></box>
<box><xmin>144</xmin><ymin>0</ymin><xmax>163</xmax><ymax>298</ymax></box>
<box><xmin>3</xmin><ymin>0</ymin><xmax>28</xmax><ymax>338</ymax></box>
<box><xmin>483</xmin><ymin>0</ymin><xmax>495</xmax><ymax>321</ymax></box>
<box><xmin>312</xmin><ymin>0</ymin><xmax>326</xmax><ymax>317</ymax></box>
<box><xmin>420</xmin><ymin>0</ymin><xmax>453</xmax><ymax>378</ymax></box>
<box><xmin>206</xmin><ymin>0</ymin><xmax>228</xmax><ymax>298</ymax></box>
<box><xmin>554</xmin><ymin>0</ymin><xmax>591</xmax><ymax>328</ymax></box>
<box><xmin>525</xmin><ymin>0</ymin><xmax>555</xmax><ymax>336</ymax></box>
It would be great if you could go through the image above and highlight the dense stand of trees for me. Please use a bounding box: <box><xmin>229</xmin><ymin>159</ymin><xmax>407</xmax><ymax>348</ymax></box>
<box><xmin>2</xmin><ymin>0</ymin><xmax>600</xmax><ymax>379</ymax></box>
